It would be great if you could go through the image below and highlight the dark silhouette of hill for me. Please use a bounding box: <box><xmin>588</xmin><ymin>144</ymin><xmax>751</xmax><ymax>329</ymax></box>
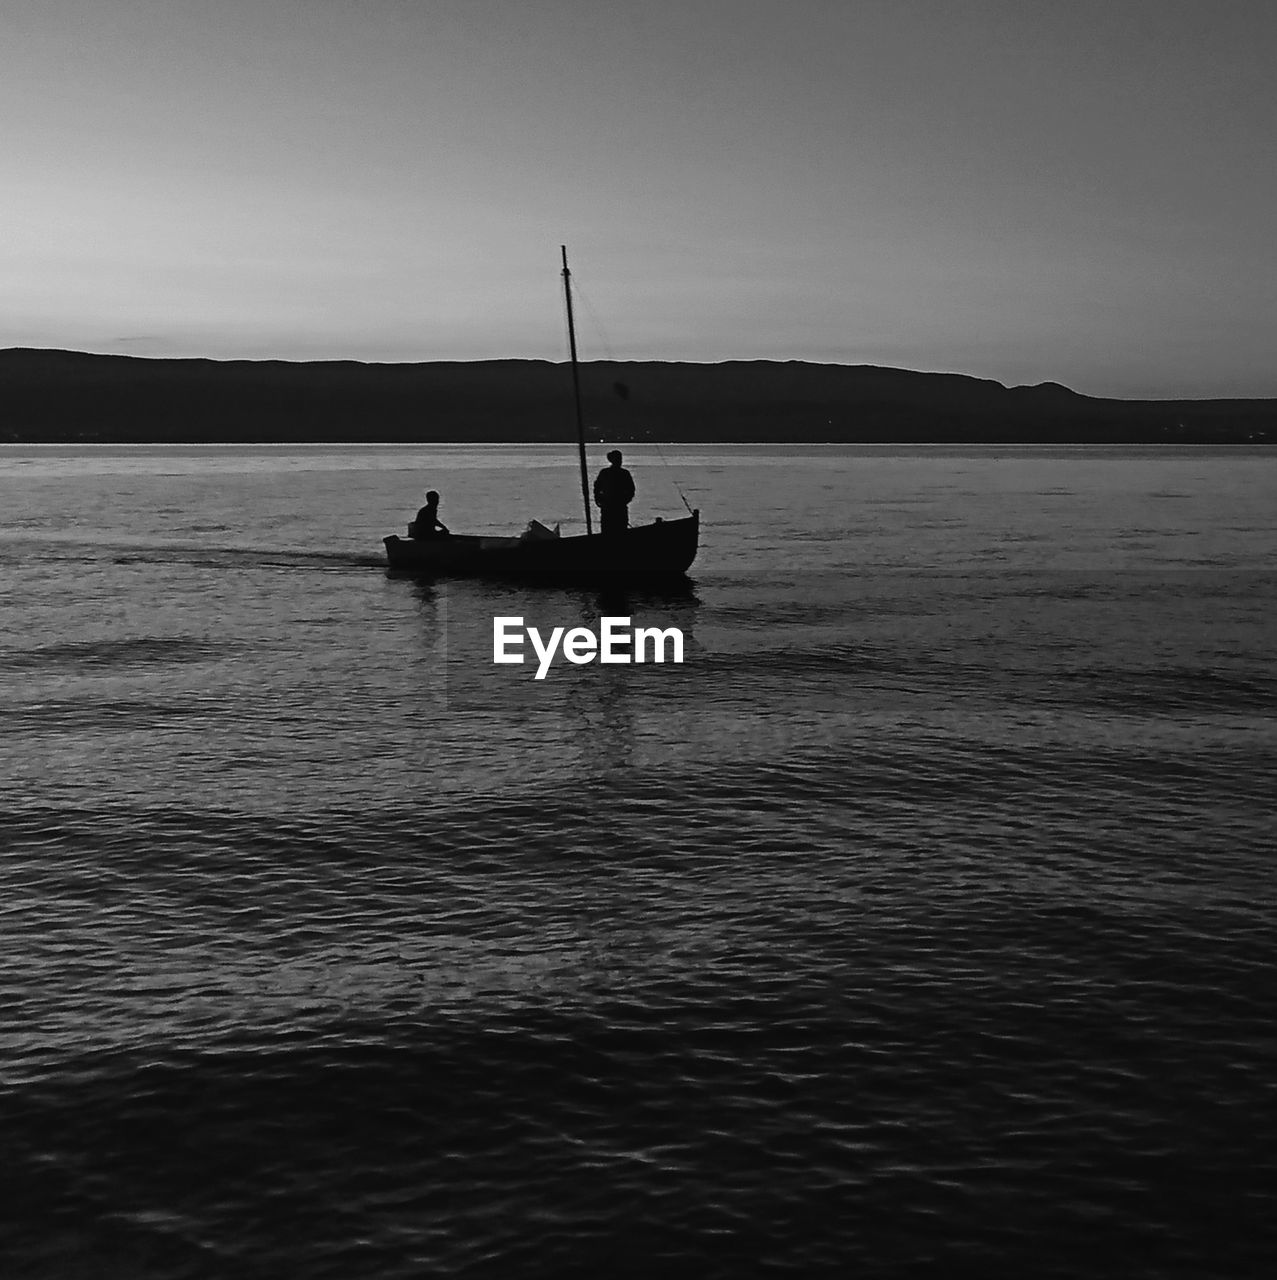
<box><xmin>1</xmin><ymin>348</ymin><xmax>1271</xmax><ymax>443</ymax></box>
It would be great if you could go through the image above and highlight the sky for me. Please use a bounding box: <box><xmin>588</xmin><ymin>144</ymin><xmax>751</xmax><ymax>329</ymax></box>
<box><xmin>1</xmin><ymin>0</ymin><xmax>1274</xmax><ymax>397</ymax></box>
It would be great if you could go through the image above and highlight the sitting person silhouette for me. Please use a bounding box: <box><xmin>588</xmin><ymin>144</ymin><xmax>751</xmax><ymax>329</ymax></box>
<box><xmin>593</xmin><ymin>450</ymin><xmax>635</xmax><ymax>535</ymax></box>
<box><xmin>408</xmin><ymin>490</ymin><xmax>450</xmax><ymax>539</ymax></box>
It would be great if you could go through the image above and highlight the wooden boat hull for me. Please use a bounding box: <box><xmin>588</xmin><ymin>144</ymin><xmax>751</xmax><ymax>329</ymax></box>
<box><xmin>384</xmin><ymin>511</ymin><xmax>699</xmax><ymax>583</ymax></box>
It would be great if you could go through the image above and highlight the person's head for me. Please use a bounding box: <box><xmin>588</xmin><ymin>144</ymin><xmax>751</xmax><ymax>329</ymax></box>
<box><xmin>425</xmin><ymin>490</ymin><xmax>440</xmax><ymax>506</ymax></box>
<box><xmin>607</xmin><ymin>450</ymin><xmax>623</xmax><ymax>466</ymax></box>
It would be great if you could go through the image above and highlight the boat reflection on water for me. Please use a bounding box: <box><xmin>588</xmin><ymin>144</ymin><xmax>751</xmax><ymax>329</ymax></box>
<box><xmin>384</xmin><ymin>571</ymin><xmax>702</xmax><ymax>798</ymax></box>
<box><xmin>392</xmin><ymin>572</ymin><xmax>701</xmax><ymax>726</ymax></box>
<box><xmin>582</xmin><ymin>578</ymin><xmax>702</xmax><ymax>621</ymax></box>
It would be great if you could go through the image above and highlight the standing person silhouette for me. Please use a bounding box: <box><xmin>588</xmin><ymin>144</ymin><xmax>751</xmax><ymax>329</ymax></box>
<box><xmin>593</xmin><ymin>450</ymin><xmax>635</xmax><ymax>535</ymax></box>
<box><xmin>409</xmin><ymin>490</ymin><xmax>449</xmax><ymax>539</ymax></box>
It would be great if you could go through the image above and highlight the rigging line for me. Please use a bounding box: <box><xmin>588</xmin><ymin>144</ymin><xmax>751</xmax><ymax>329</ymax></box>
<box><xmin>571</xmin><ymin>277</ymin><xmax>619</xmax><ymax>365</ymax></box>
<box><xmin>644</xmin><ymin>430</ymin><xmax>696</xmax><ymax>515</ymax></box>
<box><xmin>570</xmin><ymin>271</ymin><xmax>695</xmax><ymax>516</ymax></box>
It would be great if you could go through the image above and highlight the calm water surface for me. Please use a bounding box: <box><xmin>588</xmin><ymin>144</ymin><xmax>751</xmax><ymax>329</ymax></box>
<box><xmin>1</xmin><ymin>445</ymin><xmax>1275</xmax><ymax>1277</ymax></box>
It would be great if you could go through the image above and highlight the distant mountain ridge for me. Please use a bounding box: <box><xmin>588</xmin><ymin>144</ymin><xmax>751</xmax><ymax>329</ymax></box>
<box><xmin>1</xmin><ymin>348</ymin><xmax>1271</xmax><ymax>443</ymax></box>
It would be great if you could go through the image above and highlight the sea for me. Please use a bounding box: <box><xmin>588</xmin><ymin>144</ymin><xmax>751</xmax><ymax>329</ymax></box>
<box><xmin>1</xmin><ymin>444</ymin><xmax>1274</xmax><ymax>1279</ymax></box>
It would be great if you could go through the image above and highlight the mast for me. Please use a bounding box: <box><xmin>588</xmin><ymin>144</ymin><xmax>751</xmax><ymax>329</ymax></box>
<box><xmin>561</xmin><ymin>245</ymin><xmax>593</xmax><ymax>536</ymax></box>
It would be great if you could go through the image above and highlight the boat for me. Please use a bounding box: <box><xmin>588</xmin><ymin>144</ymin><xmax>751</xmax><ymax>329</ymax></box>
<box><xmin>383</xmin><ymin>513</ymin><xmax>699</xmax><ymax>579</ymax></box>
<box><xmin>384</xmin><ymin>247</ymin><xmax>700</xmax><ymax>584</ymax></box>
